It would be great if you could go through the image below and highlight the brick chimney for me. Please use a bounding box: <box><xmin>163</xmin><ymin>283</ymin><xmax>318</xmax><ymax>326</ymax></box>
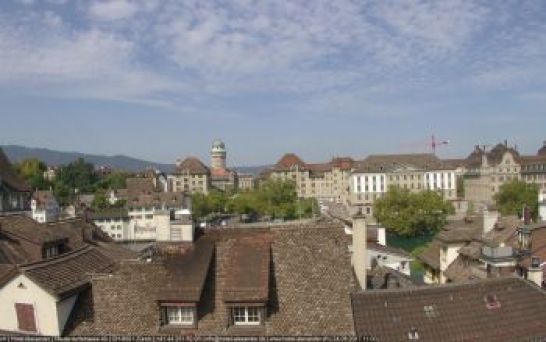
<box><xmin>528</xmin><ymin>256</ymin><xmax>543</xmax><ymax>288</ymax></box>
<box><xmin>352</xmin><ymin>211</ymin><xmax>367</xmax><ymax>290</ymax></box>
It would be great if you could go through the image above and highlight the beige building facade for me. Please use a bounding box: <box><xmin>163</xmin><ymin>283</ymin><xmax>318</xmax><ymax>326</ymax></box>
<box><xmin>264</xmin><ymin>154</ymin><xmax>354</xmax><ymax>202</ymax></box>
<box><xmin>463</xmin><ymin>141</ymin><xmax>546</xmax><ymax>206</ymax></box>
<box><xmin>348</xmin><ymin>154</ymin><xmax>458</xmax><ymax>217</ymax></box>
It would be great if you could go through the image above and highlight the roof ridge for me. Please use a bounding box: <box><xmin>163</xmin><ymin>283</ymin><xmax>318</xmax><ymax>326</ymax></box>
<box><xmin>352</xmin><ymin>276</ymin><xmax>525</xmax><ymax>296</ymax></box>
<box><xmin>19</xmin><ymin>245</ymin><xmax>95</xmax><ymax>271</ymax></box>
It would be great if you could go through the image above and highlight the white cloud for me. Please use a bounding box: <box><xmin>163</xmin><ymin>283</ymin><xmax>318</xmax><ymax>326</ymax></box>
<box><xmin>88</xmin><ymin>0</ymin><xmax>138</xmax><ymax>21</ymax></box>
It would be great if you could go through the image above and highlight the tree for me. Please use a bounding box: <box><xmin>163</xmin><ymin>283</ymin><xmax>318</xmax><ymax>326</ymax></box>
<box><xmin>55</xmin><ymin>158</ymin><xmax>98</xmax><ymax>193</ymax></box>
<box><xmin>374</xmin><ymin>187</ymin><xmax>454</xmax><ymax>236</ymax></box>
<box><xmin>494</xmin><ymin>180</ymin><xmax>539</xmax><ymax>220</ymax></box>
<box><xmin>15</xmin><ymin>158</ymin><xmax>49</xmax><ymax>190</ymax></box>
<box><xmin>91</xmin><ymin>189</ymin><xmax>109</xmax><ymax>210</ymax></box>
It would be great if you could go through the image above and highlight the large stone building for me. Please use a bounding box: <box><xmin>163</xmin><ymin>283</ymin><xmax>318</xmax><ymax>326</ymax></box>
<box><xmin>168</xmin><ymin>139</ymin><xmax>241</xmax><ymax>194</ymax></box>
<box><xmin>263</xmin><ymin>153</ymin><xmax>355</xmax><ymax>202</ymax></box>
<box><xmin>463</xmin><ymin>140</ymin><xmax>546</xmax><ymax>206</ymax></box>
<box><xmin>348</xmin><ymin>154</ymin><xmax>459</xmax><ymax>217</ymax></box>
<box><xmin>0</xmin><ymin>148</ymin><xmax>31</xmax><ymax>213</ymax></box>
<box><xmin>169</xmin><ymin>157</ymin><xmax>210</xmax><ymax>194</ymax></box>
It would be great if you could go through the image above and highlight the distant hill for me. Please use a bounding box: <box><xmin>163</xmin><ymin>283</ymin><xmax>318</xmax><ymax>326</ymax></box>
<box><xmin>1</xmin><ymin>145</ymin><xmax>269</xmax><ymax>175</ymax></box>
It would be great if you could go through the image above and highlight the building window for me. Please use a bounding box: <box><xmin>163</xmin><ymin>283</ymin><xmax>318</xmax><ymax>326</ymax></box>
<box><xmin>43</xmin><ymin>245</ymin><xmax>59</xmax><ymax>259</ymax></box>
<box><xmin>163</xmin><ymin>306</ymin><xmax>194</xmax><ymax>326</ymax></box>
<box><xmin>232</xmin><ymin>307</ymin><xmax>261</xmax><ymax>325</ymax></box>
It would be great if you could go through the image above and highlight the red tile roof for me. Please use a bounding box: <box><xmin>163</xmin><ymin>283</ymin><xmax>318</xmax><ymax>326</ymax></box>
<box><xmin>175</xmin><ymin>157</ymin><xmax>210</xmax><ymax>175</ymax></box>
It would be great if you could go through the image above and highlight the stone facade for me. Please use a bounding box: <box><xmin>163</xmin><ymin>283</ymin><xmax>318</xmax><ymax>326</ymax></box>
<box><xmin>264</xmin><ymin>154</ymin><xmax>354</xmax><ymax>203</ymax></box>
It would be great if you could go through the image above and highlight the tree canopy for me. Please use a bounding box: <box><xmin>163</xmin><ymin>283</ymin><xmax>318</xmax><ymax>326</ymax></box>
<box><xmin>494</xmin><ymin>180</ymin><xmax>539</xmax><ymax>220</ymax></box>
<box><xmin>191</xmin><ymin>179</ymin><xmax>317</xmax><ymax>221</ymax></box>
<box><xmin>374</xmin><ymin>187</ymin><xmax>454</xmax><ymax>237</ymax></box>
<box><xmin>15</xmin><ymin>158</ymin><xmax>50</xmax><ymax>190</ymax></box>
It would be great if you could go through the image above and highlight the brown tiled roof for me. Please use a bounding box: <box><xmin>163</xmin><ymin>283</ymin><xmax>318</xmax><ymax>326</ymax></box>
<box><xmin>0</xmin><ymin>148</ymin><xmax>30</xmax><ymax>192</ymax></box>
<box><xmin>458</xmin><ymin>241</ymin><xmax>483</xmax><ymax>259</ymax></box>
<box><xmin>435</xmin><ymin>216</ymin><xmax>483</xmax><ymax>243</ymax></box>
<box><xmin>67</xmin><ymin>225</ymin><xmax>355</xmax><ymax>336</ymax></box>
<box><xmin>417</xmin><ymin>240</ymin><xmax>442</xmax><ymax>270</ymax></box>
<box><xmin>351</xmin><ymin>277</ymin><xmax>546</xmax><ymax>341</ymax></box>
<box><xmin>443</xmin><ymin>255</ymin><xmax>487</xmax><ymax>282</ymax></box>
<box><xmin>330</xmin><ymin>157</ymin><xmax>355</xmax><ymax>170</ymax></box>
<box><xmin>18</xmin><ymin>245</ymin><xmax>115</xmax><ymax>299</ymax></box>
<box><xmin>482</xmin><ymin>215</ymin><xmax>520</xmax><ymax>247</ymax></box>
<box><xmin>519</xmin><ymin>154</ymin><xmax>546</xmax><ymax>166</ymax></box>
<box><xmin>0</xmin><ymin>215</ymin><xmax>69</xmax><ymax>244</ymax></box>
<box><xmin>126</xmin><ymin>177</ymin><xmax>156</xmax><ymax>195</ymax></box>
<box><xmin>175</xmin><ymin>157</ymin><xmax>210</xmax><ymax>175</ymax></box>
<box><xmin>368</xmin><ymin>265</ymin><xmax>418</xmax><ymax>290</ymax></box>
<box><xmin>273</xmin><ymin>153</ymin><xmax>307</xmax><ymax>170</ymax></box>
<box><xmin>223</xmin><ymin>236</ymin><xmax>271</xmax><ymax>303</ymax></box>
<box><xmin>154</xmin><ymin>239</ymin><xmax>215</xmax><ymax>302</ymax></box>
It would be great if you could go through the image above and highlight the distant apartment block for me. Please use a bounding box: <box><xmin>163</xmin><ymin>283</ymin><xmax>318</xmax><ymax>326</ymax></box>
<box><xmin>263</xmin><ymin>153</ymin><xmax>355</xmax><ymax>202</ymax></box>
<box><xmin>348</xmin><ymin>154</ymin><xmax>459</xmax><ymax>217</ymax></box>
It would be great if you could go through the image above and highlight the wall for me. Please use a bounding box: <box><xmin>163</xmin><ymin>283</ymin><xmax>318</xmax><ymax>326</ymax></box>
<box><xmin>0</xmin><ymin>274</ymin><xmax>72</xmax><ymax>336</ymax></box>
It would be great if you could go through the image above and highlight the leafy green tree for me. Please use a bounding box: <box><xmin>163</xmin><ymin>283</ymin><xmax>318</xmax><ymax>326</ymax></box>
<box><xmin>91</xmin><ymin>189</ymin><xmax>109</xmax><ymax>209</ymax></box>
<box><xmin>96</xmin><ymin>171</ymin><xmax>129</xmax><ymax>190</ymax></box>
<box><xmin>55</xmin><ymin>158</ymin><xmax>98</xmax><ymax>193</ymax></box>
<box><xmin>494</xmin><ymin>180</ymin><xmax>539</xmax><ymax>220</ymax></box>
<box><xmin>15</xmin><ymin>158</ymin><xmax>50</xmax><ymax>190</ymax></box>
<box><xmin>374</xmin><ymin>187</ymin><xmax>454</xmax><ymax>236</ymax></box>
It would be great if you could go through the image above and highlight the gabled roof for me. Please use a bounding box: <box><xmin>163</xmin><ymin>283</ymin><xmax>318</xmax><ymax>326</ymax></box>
<box><xmin>443</xmin><ymin>255</ymin><xmax>487</xmax><ymax>282</ymax></box>
<box><xmin>417</xmin><ymin>240</ymin><xmax>442</xmax><ymax>270</ymax></box>
<box><xmin>223</xmin><ymin>235</ymin><xmax>271</xmax><ymax>303</ymax></box>
<box><xmin>175</xmin><ymin>157</ymin><xmax>210</xmax><ymax>175</ymax></box>
<box><xmin>17</xmin><ymin>245</ymin><xmax>115</xmax><ymax>299</ymax></box>
<box><xmin>66</xmin><ymin>224</ymin><xmax>356</xmax><ymax>336</ymax></box>
<box><xmin>125</xmin><ymin>177</ymin><xmax>156</xmax><ymax>195</ymax></box>
<box><xmin>0</xmin><ymin>148</ymin><xmax>30</xmax><ymax>192</ymax></box>
<box><xmin>273</xmin><ymin>153</ymin><xmax>307</xmax><ymax>170</ymax></box>
<box><xmin>0</xmin><ymin>215</ymin><xmax>69</xmax><ymax>245</ymax></box>
<box><xmin>351</xmin><ymin>277</ymin><xmax>546</xmax><ymax>341</ymax></box>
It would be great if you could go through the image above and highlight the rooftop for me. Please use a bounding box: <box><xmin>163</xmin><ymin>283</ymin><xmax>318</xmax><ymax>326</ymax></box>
<box><xmin>352</xmin><ymin>277</ymin><xmax>546</xmax><ymax>341</ymax></box>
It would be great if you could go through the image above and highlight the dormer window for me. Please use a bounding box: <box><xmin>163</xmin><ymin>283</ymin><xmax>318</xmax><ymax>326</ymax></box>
<box><xmin>232</xmin><ymin>306</ymin><xmax>262</xmax><ymax>326</ymax></box>
<box><xmin>43</xmin><ymin>245</ymin><xmax>59</xmax><ymax>259</ymax></box>
<box><xmin>160</xmin><ymin>304</ymin><xmax>195</xmax><ymax>327</ymax></box>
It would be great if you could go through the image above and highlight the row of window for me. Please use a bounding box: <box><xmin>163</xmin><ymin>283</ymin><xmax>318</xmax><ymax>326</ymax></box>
<box><xmin>161</xmin><ymin>306</ymin><xmax>261</xmax><ymax>327</ymax></box>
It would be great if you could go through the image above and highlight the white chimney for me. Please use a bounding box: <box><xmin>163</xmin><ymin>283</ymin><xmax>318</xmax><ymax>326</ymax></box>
<box><xmin>352</xmin><ymin>212</ymin><xmax>367</xmax><ymax>290</ymax></box>
<box><xmin>483</xmin><ymin>207</ymin><xmax>499</xmax><ymax>236</ymax></box>
<box><xmin>528</xmin><ymin>256</ymin><xmax>543</xmax><ymax>288</ymax></box>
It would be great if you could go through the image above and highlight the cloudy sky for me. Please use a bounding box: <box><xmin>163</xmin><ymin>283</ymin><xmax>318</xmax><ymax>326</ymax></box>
<box><xmin>1</xmin><ymin>0</ymin><xmax>545</xmax><ymax>166</ymax></box>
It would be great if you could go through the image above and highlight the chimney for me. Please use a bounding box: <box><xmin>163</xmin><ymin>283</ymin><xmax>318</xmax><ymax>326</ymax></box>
<box><xmin>528</xmin><ymin>256</ymin><xmax>543</xmax><ymax>288</ymax></box>
<box><xmin>352</xmin><ymin>211</ymin><xmax>367</xmax><ymax>290</ymax></box>
<box><xmin>483</xmin><ymin>207</ymin><xmax>499</xmax><ymax>236</ymax></box>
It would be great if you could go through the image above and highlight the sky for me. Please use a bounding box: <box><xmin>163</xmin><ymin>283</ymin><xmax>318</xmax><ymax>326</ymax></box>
<box><xmin>1</xmin><ymin>0</ymin><xmax>545</xmax><ymax>166</ymax></box>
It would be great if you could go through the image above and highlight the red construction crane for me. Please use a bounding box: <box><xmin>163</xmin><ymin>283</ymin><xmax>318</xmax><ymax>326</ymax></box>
<box><xmin>430</xmin><ymin>134</ymin><xmax>449</xmax><ymax>155</ymax></box>
<box><xmin>399</xmin><ymin>135</ymin><xmax>450</xmax><ymax>154</ymax></box>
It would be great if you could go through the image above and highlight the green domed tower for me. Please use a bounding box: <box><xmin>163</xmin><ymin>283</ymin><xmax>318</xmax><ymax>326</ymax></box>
<box><xmin>211</xmin><ymin>139</ymin><xmax>227</xmax><ymax>169</ymax></box>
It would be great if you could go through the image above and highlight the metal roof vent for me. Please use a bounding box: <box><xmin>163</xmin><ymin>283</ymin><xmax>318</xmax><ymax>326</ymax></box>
<box><xmin>408</xmin><ymin>327</ymin><xmax>419</xmax><ymax>340</ymax></box>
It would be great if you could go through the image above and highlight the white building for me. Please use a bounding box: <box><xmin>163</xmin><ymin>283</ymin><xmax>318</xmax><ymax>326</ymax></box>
<box><xmin>90</xmin><ymin>193</ymin><xmax>194</xmax><ymax>242</ymax></box>
<box><xmin>31</xmin><ymin>190</ymin><xmax>60</xmax><ymax>223</ymax></box>
<box><xmin>540</xmin><ymin>190</ymin><xmax>546</xmax><ymax>222</ymax></box>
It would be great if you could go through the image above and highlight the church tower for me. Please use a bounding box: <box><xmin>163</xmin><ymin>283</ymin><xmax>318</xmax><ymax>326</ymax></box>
<box><xmin>211</xmin><ymin>139</ymin><xmax>227</xmax><ymax>169</ymax></box>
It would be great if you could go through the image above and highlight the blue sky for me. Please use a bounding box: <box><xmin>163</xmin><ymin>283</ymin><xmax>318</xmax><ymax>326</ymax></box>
<box><xmin>1</xmin><ymin>0</ymin><xmax>545</xmax><ymax>166</ymax></box>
